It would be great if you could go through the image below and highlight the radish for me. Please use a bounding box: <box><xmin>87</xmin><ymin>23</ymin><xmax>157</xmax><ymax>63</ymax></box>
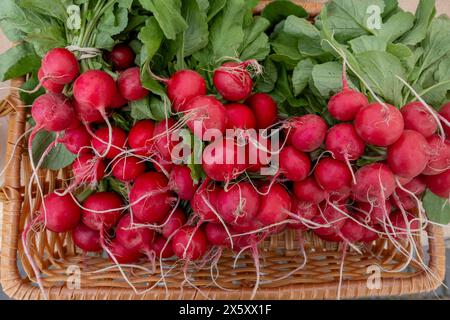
<box><xmin>423</xmin><ymin>169</ymin><xmax>450</xmax><ymax>198</ymax></box>
<box><xmin>439</xmin><ymin>102</ymin><xmax>450</xmax><ymax>136</ymax></box>
<box><xmin>401</xmin><ymin>102</ymin><xmax>438</xmax><ymax>138</ymax></box>
<box><xmin>31</xmin><ymin>93</ymin><xmax>74</xmax><ymax>132</ymax></box>
<box><xmin>202</xmin><ymin>138</ymin><xmax>248</xmax><ymax>182</ymax></box>
<box><xmin>108</xmin><ymin>44</ymin><xmax>135</xmax><ymax>70</ymax></box>
<box><xmin>402</xmin><ymin>176</ymin><xmax>426</xmax><ymax>195</ymax></box>
<box><xmin>151</xmin><ymin>235</ymin><xmax>174</xmax><ymax>259</ymax></box>
<box><xmin>72</xmin><ymin>223</ymin><xmax>102</xmax><ymax>252</ymax></box>
<box><xmin>73</xmin><ymin>70</ymin><xmax>116</xmax><ymax>112</ymax></box>
<box><xmin>422</xmin><ymin>135</ymin><xmax>450</xmax><ymax>175</ymax></box>
<box><xmin>279</xmin><ymin>146</ymin><xmax>311</xmax><ymax>182</ymax></box>
<box><xmin>246</xmin><ymin>133</ymin><xmax>272</xmax><ymax>172</ymax></box>
<box><xmin>72</xmin><ymin>153</ymin><xmax>106</xmax><ymax>187</ymax></box>
<box><xmin>314</xmin><ymin>158</ymin><xmax>352</xmax><ymax>193</ymax></box>
<box><xmin>288</xmin><ymin>114</ymin><xmax>328</xmax><ymax>152</ymax></box>
<box><xmin>354</xmin><ymin>103</ymin><xmax>404</xmax><ymax>147</ymax></box>
<box><xmin>38</xmin><ymin>67</ymin><xmax>64</xmax><ymax>93</ymax></box>
<box><xmin>161</xmin><ymin>208</ymin><xmax>187</xmax><ymax>238</ymax></box>
<box><xmin>129</xmin><ymin>172</ymin><xmax>174</xmax><ymax>224</ymax></box>
<box><xmin>92</xmin><ymin>126</ymin><xmax>127</xmax><ymax>159</ymax></box>
<box><xmin>128</xmin><ymin>120</ymin><xmax>156</xmax><ymax>156</ymax></box>
<box><xmin>40</xmin><ymin>48</ymin><xmax>79</xmax><ymax>84</ymax></box>
<box><xmin>81</xmin><ymin>192</ymin><xmax>124</xmax><ymax>231</ymax></box>
<box><xmin>340</xmin><ymin>219</ymin><xmax>365</xmax><ymax>242</ymax></box>
<box><xmin>213</xmin><ymin>61</ymin><xmax>253</xmax><ymax>101</ymax></box>
<box><xmin>325</xmin><ymin>123</ymin><xmax>365</xmax><ymax>161</ymax></box>
<box><xmin>217</xmin><ymin>182</ymin><xmax>260</xmax><ymax>225</ymax></box>
<box><xmin>37</xmin><ymin>192</ymin><xmax>81</xmax><ymax>233</ymax></box>
<box><xmin>108</xmin><ymin>239</ymin><xmax>142</xmax><ymax>264</ymax></box>
<box><xmin>115</xmin><ymin>214</ymin><xmax>155</xmax><ymax>254</ymax></box>
<box><xmin>225</xmin><ymin>103</ymin><xmax>257</xmax><ymax>129</ymax></box>
<box><xmin>352</xmin><ymin>163</ymin><xmax>396</xmax><ymax>202</ymax></box>
<box><xmin>172</xmin><ymin>226</ymin><xmax>208</xmax><ymax>261</ymax></box>
<box><xmin>112</xmin><ymin>156</ymin><xmax>147</xmax><ymax>182</ymax></box>
<box><xmin>191</xmin><ymin>182</ymin><xmax>221</xmax><ymax>223</ymax></box>
<box><xmin>73</xmin><ymin>100</ymin><xmax>104</xmax><ymax>123</ymax></box>
<box><xmin>153</xmin><ymin>118</ymin><xmax>178</xmax><ymax>160</ymax></box>
<box><xmin>184</xmin><ymin>95</ymin><xmax>227</xmax><ymax>139</ymax></box>
<box><xmin>328</xmin><ymin>89</ymin><xmax>368</xmax><ymax>122</ymax></box>
<box><xmin>392</xmin><ymin>190</ymin><xmax>417</xmax><ymax>211</ymax></box>
<box><xmin>386</xmin><ymin>211</ymin><xmax>421</xmax><ymax>239</ymax></box>
<box><xmin>355</xmin><ymin>200</ymin><xmax>392</xmax><ymax>223</ymax></box>
<box><xmin>110</xmin><ymin>86</ymin><xmax>128</xmax><ymax>109</ymax></box>
<box><xmin>61</xmin><ymin>125</ymin><xmax>91</xmax><ymax>155</ymax></box>
<box><xmin>205</xmin><ymin>223</ymin><xmax>232</xmax><ymax>247</ymax></box>
<box><xmin>168</xmin><ymin>165</ymin><xmax>198</xmax><ymax>201</ymax></box>
<box><xmin>257</xmin><ymin>183</ymin><xmax>291</xmax><ymax>226</ymax></box>
<box><xmin>293</xmin><ymin>176</ymin><xmax>326</xmax><ymax>204</ymax></box>
<box><xmin>153</xmin><ymin>151</ymin><xmax>175</xmax><ymax>174</ymax></box>
<box><xmin>166</xmin><ymin>70</ymin><xmax>207</xmax><ymax>112</ymax></box>
<box><xmin>290</xmin><ymin>199</ymin><xmax>319</xmax><ymax>230</ymax></box>
<box><xmin>387</xmin><ymin>130</ymin><xmax>430</xmax><ymax>179</ymax></box>
<box><xmin>313</xmin><ymin>204</ymin><xmax>348</xmax><ymax>238</ymax></box>
<box><xmin>118</xmin><ymin>67</ymin><xmax>149</xmax><ymax>101</ymax></box>
<box><xmin>245</xmin><ymin>93</ymin><xmax>278</xmax><ymax>129</ymax></box>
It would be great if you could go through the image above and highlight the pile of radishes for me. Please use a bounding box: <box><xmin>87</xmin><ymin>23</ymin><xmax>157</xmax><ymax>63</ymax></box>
<box><xmin>22</xmin><ymin>42</ymin><xmax>450</xmax><ymax>294</ymax></box>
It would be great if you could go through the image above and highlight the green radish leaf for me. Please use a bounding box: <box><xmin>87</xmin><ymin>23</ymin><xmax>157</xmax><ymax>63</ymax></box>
<box><xmin>382</xmin><ymin>0</ymin><xmax>399</xmax><ymax>18</ymax></box>
<box><xmin>139</xmin><ymin>0</ymin><xmax>188</xmax><ymax>40</ymax></box>
<box><xmin>0</xmin><ymin>43</ymin><xmax>40</xmax><ymax>81</ymax></box>
<box><xmin>401</xmin><ymin>0</ymin><xmax>436</xmax><ymax>45</ymax></box>
<box><xmin>106</xmin><ymin>177</ymin><xmax>129</xmax><ymax>199</ymax></box>
<box><xmin>32</xmin><ymin>130</ymin><xmax>76</xmax><ymax>170</ymax></box>
<box><xmin>181</xmin><ymin>0</ymin><xmax>209</xmax><ymax>57</ymax></box>
<box><xmin>138</xmin><ymin>17</ymin><xmax>164</xmax><ymax>61</ymax></box>
<box><xmin>111</xmin><ymin>112</ymin><xmax>132</xmax><ymax>132</ymax></box>
<box><xmin>239</xmin><ymin>16</ymin><xmax>271</xmax><ymax>61</ymax></box>
<box><xmin>19</xmin><ymin>73</ymin><xmax>46</xmax><ymax>106</ymax></box>
<box><xmin>376</xmin><ymin>11</ymin><xmax>415</xmax><ymax>42</ymax></box>
<box><xmin>283</xmin><ymin>16</ymin><xmax>325</xmax><ymax>57</ymax></box>
<box><xmin>25</xmin><ymin>25</ymin><xmax>66</xmax><ymax>56</ymax></box>
<box><xmin>130</xmin><ymin>96</ymin><xmax>169</xmax><ymax>121</ymax></box>
<box><xmin>255</xmin><ymin>58</ymin><xmax>278</xmax><ymax>93</ymax></box>
<box><xmin>269</xmin><ymin>21</ymin><xmax>302</xmax><ymax>64</ymax></box>
<box><xmin>420</xmin><ymin>17</ymin><xmax>450</xmax><ymax>72</ymax></box>
<box><xmin>292</xmin><ymin>58</ymin><xmax>315</xmax><ymax>96</ymax></box>
<box><xmin>387</xmin><ymin>43</ymin><xmax>413</xmax><ymax>59</ymax></box>
<box><xmin>311</xmin><ymin>61</ymin><xmax>346</xmax><ymax>98</ymax></box>
<box><xmin>349</xmin><ymin>35</ymin><xmax>387</xmax><ymax>54</ymax></box>
<box><xmin>207</xmin><ymin>0</ymin><xmax>226</xmax><ymax>22</ymax></box>
<box><xmin>423</xmin><ymin>190</ymin><xmax>450</xmax><ymax>225</ymax></box>
<box><xmin>17</xmin><ymin>0</ymin><xmax>68</xmax><ymax>22</ymax></box>
<box><xmin>261</xmin><ymin>0</ymin><xmax>308</xmax><ymax>25</ymax></box>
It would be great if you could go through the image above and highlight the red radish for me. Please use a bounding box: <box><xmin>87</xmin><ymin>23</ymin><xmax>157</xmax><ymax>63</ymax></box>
<box><xmin>402</xmin><ymin>176</ymin><xmax>426</xmax><ymax>195</ymax></box>
<box><xmin>313</xmin><ymin>204</ymin><xmax>348</xmax><ymax>237</ymax></box>
<box><xmin>288</xmin><ymin>115</ymin><xmax>328</xmax><ymax>152</ymax></box>
<box><xmin>257</xmin><ymin>183</ymin><xmax>291</xmax><ymax>226</ymax></box>
<box><xmin>72</xmin><ymin>223</ymin><xmax>102</xmax><ymax>252</ymax></box>
<box><xmin>314</xmin><ymin>158</ymin><xmax>352</xmax><ymax>192</ymax></box>
<box><xmin>213</xmin><ymin>61</ymin><xmax>253</xmax><ymax>101</ymax></box>
<box><xmin>153</xmin><ymin>118</ymin><xmax>178</xmax><ymax>160</ymax></box>
<box><xmin>340</xmin><ymin>219</ymin><xmax>365</xmax><ymax>242</ymax></box>
<box><xmin>109</xmin><ymin>44</ymin><xmax>135</xmax><ymax>70</ymax></box>
<box><xmin>72</xmin><ymin>153</ymin><xmax>106</xmax><ymax>186</ymax></box>
<box><xmin>217</xmin><ymin>182</ymin><xmax>260</xmax><ymax>225</ymax></box>
<box><xmin>38</xmin><ymin>68</ymin><xmax>64</xmax><ymax>93</ymax></box>
<box><xmin>129</xmin><ymin>172</ymin><xmax>174</xmax><ymax>223</ymax></box>
<box><xmin>151</xmin><ymin>235</ymin><xmax>174</xmax><ymax>258</ymax></box>
<box><xmin>128</xmin><ymin>120</ymin><xmax>155</xmax><ymax>156</ymax></box>
<box><xmin>325</xmin><ymin>123</ymin><xmax>365</xmax><ymax>161</ymax></box>
<box><xmin>423</xmin><ymin>169</ymin><xmax>450</xmax><ymax>198</ymax></box>
<box><xmin>40</xmin><ymin>192</ymin><xmax>81</xmax><ymax>233</ymax></box>
<box><xmin>112</xmin><ymin>156</ymin><xmax>147</xmax><ymax>182</ymax></box>
<box><xmin>354</xmin><ymin>103</ymin><xmax>404</xmax><ymax>147</ymax></box>
<box><xmin>41</xmin><ymin>48</ymin><xmax>79</xmax><ymax>84</ymax></box>
<box><xmin>115</xmin><ymin>214</ymin><xmax>155</xmax><ymax>253</ymax></box>
<box><xmin>392</xmin><ymin>190</ymin><xmax>417</xmax><ymax>211</ymax></box>
<box><xmin>202</xmin><ymin>138</ymin><xmax>248</xmax><ymax>182</ymax></box>
<box><xmin>246</xmin><ymin>133</ymin><xmax>272</xmax><ymax>172</ymax></box>
<box><xmin>191</xmin><ymin>183</ymin><xmax>221</xmax><ymax>222</ymax></box>
<box><xmin>172</xmin><ymin>226</ymin><xmax>208</xmax><ymax>261</ymax></box>
<box><xmin>386</xmin><ymin>212</ymin><xmax>421</xmax><ymax>239</ymax></box>
<box><xmin>110</xmin><ymin>86</ymin><xmax>128</xmax><ymax>109</ymax></box>
<box><xmin>169</xmin><ymin>165</ymin><xmax>198</xmax><ymax>201</ymax></box>
<box><xmin>31</xmin><ymin>93</ymin><xmax>74</xmax><ymax>132</ymax></box>
<box><xmin>293</xmin><ymin>176</ymin><xmax>326</xmax><ymax>204</ymax></box>
<box><xmin>422</xmin><ymin>135</ymin><xmax>450</xmax><ymax>175</ymax></box>
<box><xmin>356</xmin><ymin>200</ymin><xmax>392</xmax><ymax>223</ymax></box>
<box><xmin>161</xmin><ymin>209</ymin><xmax>187</xmax><ymax>238</ymax></box>
<box><xmin>328</xmin><ymin>89</ymin><xmax>368</xmax><ymax>121</ymax></box>
<box><xmin>166</xmin><ymin>70</ymin><xmax>207</xmax><ymax>112</ymax></box>
<box><xmin>153</xmin><ymin>151</ymin><xmax>175</xmax><ymax>174</ymax></box>
<box><xmin>231</xmin><ymin>219</ymin><xmax>259</xmax><ymax>234</ymax></box>
<box><xmin>73</xmin><ymin>100</ymin><xmax>104</xmax><ymax>123</ymax></box>
<box><xmin>108</xmin><ymin>239</ymin><xmax>142</xmax><ymax>264</ymax></box>
<box><xmin>246</xmin><ymin>93</ymin><xmax>278</xmax><ymax>129</ymax></box>
<box><xmin>92</xmin><ymin>126</ymin><xmax>127</xmax><ymax>159</ymax></box>
<box><xmin>205</xmin><ymin>223</ymin><xmax>231</xmax><ymax>247</ymax></box>
<box><xmin>73</xmin><ymin>70</ymin><xmax>116</xmax><ymax>112</ymax></box>
<box><xmin>81</xmin><ymin>192</ymin><xmax>123</xmax><ymax>231</ymax></box>
<box><xmin>225</xmin><ymin>103</ymin><xmax>257</xmax><ymax>129</ymax></box>
<box><xmin>290</xmin><ymin>199</ymin><xmax>319</xmax><ymax>230</ymax></box>
<box><xmin>61</xmin><ymin>125</ymin><xmax>91</xmax><ymax>155</ymax></box>
<box><xmin>279</xmin><ymin>146</ymin><xmax>311</xmax><ymax>181</ymax></box>
<box><xmin>387</xmin><ymin>130</ymin><xmax>429</xmax><ymax>179</ymax></box>
<box><xmin>118</xmin><ymin>67</ymin><xmax>148</xmax><ymax>101</ymax></box>
<box><xmin>184</xmin><ymin>95</ymin><xmax>227</xmax><ymax>139</ymax></box>
<box><xmin>439</xmin><ymin>102</ymin><xmax>450</xmax><ymax>136</ymax></box>
<box><xmin>361</xmin><ymin>226</ymin><xmax>379</xmax><ymax>243</ymax></box>
<box><xmin>401</xmin><ymin>102</ymin><xmax>438</xmax><ymax>138</ymax></box>
<box><xmin>352</xmin><ymin>163</ymin><xmax>396</xmax><ymax>202</ymax></box>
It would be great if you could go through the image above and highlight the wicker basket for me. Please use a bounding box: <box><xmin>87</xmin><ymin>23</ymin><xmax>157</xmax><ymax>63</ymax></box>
<box><xmin>0</xmin><ymin>1</ymin><xmax>447</xmax><ymax>300</ymax></box>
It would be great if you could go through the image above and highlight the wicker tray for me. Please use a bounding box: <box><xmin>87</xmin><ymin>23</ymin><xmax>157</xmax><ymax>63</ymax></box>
<box><xmin>0</xmin><ymin>1</ymin><xmax>447</xmax><ymax>300</ymax></box>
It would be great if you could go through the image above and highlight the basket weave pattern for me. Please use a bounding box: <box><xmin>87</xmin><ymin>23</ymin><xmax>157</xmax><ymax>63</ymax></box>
<box><xmin>0</xmin><ymin>2</ymin><xmax>447</xmax><ymax>300</ymax></box>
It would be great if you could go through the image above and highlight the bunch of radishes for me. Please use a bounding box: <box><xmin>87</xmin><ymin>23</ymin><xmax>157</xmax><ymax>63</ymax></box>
<box><xmin>23</xmin><ymin>41</ymin><xmax>450</xmax><ymax>294</ymax></box>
